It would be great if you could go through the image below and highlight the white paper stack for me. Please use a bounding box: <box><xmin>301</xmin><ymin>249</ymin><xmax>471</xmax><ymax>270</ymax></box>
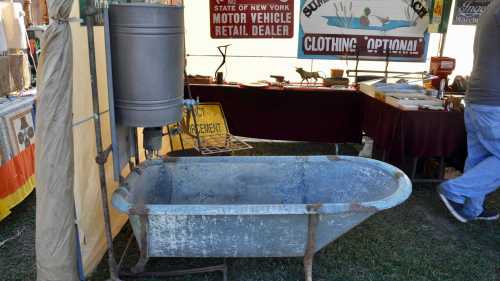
<box><xmin>360</xmin><ymin>81</ymin><xmax>427</xmax><ymax>97</ymax></box>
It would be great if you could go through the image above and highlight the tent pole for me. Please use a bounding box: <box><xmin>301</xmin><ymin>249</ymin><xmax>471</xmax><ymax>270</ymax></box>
<box><xmin>439</xmin><ymin>32</ymin><xmax>447</xmax><ymax>57</ymax></box>
<box><xmin>85</xmin><ymin>6</ymin><xmax>121</xmax><ymax>281</ymax></box>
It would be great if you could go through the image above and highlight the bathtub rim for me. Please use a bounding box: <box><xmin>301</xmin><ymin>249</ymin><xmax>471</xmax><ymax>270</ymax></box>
<box><xmin>111</xmin><ymin>155</ymin><xmax>412</xmax><ymax>216</ymax></box>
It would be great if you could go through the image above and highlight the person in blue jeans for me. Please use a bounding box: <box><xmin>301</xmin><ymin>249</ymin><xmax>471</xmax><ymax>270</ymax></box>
<box><xmin>438</xmin><ymin>1</ymin><xmax>500</xmax><ymax>223</ymax></box>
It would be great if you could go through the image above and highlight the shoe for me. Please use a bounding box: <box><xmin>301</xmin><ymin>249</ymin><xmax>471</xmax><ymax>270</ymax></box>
<box><xmin>475</xmin><ymin>210</ymin><xmax>500</xmax><ymax>221</ymax></box>
<box><xmin>437</xmin><ymin>188</ymin><xmax>468</xmax><ymax>223</ymax></box>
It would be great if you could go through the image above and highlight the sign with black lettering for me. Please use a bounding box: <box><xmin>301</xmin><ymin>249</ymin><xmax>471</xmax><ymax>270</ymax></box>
<box><xmin>167</xmin><ymin>103</ymin><xmax>230</xmax><ymax>151</ymax></box>
<box><xmin>210</xmin><ymin>0</ymin><xmax>294</xmax><ymax>38</ymax></box>
<box><xmin>452</xmin><ymin>0</ymin><xmax>491</xmax><ymax>25</ymax></box>
<box><xmin>298</xmin><ymin>0</ymin><xmax>431</xmax><ymax>61</ymax></box>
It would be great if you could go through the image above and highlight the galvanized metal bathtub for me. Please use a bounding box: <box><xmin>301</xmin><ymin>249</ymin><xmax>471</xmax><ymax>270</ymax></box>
<box><xmin>112</xmin><ymin>156</ymin><xmax>412</xmax><ymax>280</ymax></box>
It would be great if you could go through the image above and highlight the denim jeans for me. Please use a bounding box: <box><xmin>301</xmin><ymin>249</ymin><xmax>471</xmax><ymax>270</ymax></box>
<box><xmin>440</xmin><ymin>103</ymin><xmax>500</xmax><ymax>218</ymax></box>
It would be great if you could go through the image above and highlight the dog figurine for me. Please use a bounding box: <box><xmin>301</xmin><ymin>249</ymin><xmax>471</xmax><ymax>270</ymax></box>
<box><xmin>296</xmin><ymin>67</ymin><xmax>323</xmax><ymax>84</ymax></box>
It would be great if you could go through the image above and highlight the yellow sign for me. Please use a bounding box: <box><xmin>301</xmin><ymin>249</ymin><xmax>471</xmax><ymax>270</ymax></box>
<box><xmin>167</xmin><ymin>103</ymin><xmax>229</xmax><ymax>151</ymax></box>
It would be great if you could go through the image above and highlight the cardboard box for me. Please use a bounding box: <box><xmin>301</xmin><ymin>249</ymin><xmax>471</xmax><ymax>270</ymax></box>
<box><xmin>0</xmin><ymin>56</ymin><xmax>10</xmax><ymax>96</ymax></box>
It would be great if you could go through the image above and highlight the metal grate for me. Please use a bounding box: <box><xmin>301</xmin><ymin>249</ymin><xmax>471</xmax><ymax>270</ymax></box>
<box><xmin>192</xmin><ymin>134</ymin><xmax>252</xmax><ymax>155</ymax></box>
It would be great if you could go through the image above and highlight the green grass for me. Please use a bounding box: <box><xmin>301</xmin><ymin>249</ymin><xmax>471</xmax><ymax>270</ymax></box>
<box><xmin>1</xmin><ymin>142</ymin><xmax>499</xmax><ymax>281</ymax></box>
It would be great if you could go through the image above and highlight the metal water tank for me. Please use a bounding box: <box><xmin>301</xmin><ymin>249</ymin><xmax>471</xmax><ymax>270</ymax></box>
<box><xmin>108</xmin><ymin>3</ymin><xmax>184</xmax><ymax>127</ymax></box>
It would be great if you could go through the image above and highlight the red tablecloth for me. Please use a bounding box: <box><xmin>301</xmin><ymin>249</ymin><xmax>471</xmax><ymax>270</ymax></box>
<box><xmin>187</xmin><ymin>85</ymin><xmax>363</xmax><ymax>143</ymax></box>
<box><xmin>185</xmin><ymin>84</ymin><xmax>467</xmax><ymax>167</ymax></box>
<box><xmin>361</xmin><ymin>93</ymin><xmax>467</xmax><ymax>165</ymax></box>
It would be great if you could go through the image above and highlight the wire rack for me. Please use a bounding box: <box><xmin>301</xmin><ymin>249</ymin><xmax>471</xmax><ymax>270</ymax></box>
<box><xmin>192</xmin><ymin>133</ymin><xmax>252</xmax><ymax>155</ymax></box>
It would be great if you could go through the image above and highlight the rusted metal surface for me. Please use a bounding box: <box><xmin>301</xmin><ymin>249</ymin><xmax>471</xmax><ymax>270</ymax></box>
<box><xmin>349</xmin><ymin>203</ymin><xmax>379</xmax><ymax>212</ymax></box>
<box><xmin>327</xmin><ymin>155</ymin><xmax>341</xmax><ymax>161</ymax></box>
<box><xmin>394</xmin><ymin>171</ymin><xmax>405</xmax><ymax>180</ymax></box>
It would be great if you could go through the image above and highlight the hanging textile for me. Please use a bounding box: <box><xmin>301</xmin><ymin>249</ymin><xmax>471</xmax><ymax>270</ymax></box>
<box><xmin>35</xmin><ymin>0</ymin><xmax>77</xmax><ymax>279</ymax></box>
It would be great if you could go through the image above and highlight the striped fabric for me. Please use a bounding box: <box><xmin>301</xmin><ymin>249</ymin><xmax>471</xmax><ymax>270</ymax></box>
<box><xmin>0</xmin><ymin>143</ymin><xmax>35</xmax><ymax>221</ymax></box>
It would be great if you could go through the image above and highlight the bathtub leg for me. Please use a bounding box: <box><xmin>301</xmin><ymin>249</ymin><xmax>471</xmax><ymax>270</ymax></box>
<box><xmin>304</xmin><ymin>254</ymin><xmax>314</xmax><ymax>281</ymax></box>
<box><xmin>304</xmin><ymin>204</ymin><xmax>320</xmax><ymax>281</ymax></box>
<box><xmin>222</xmin><ymin>258</ymin><xmax>228</xmax><ymax>281</ymax></box>
<box><xmin>131</xmin><ymin>215</ymin><xmax>149</xmax><ymax>274</ymax></box>
<box><xmin>131</xmin><ymin>254</ymin><xmax>149</xmax><ymax>274</ymax></box>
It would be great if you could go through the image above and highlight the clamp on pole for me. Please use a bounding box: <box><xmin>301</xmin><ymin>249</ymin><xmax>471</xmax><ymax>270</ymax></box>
<box><xmin>96</xmin><ymin>145</ymin><xmax>112</xmax><ymax>165</ymax></box>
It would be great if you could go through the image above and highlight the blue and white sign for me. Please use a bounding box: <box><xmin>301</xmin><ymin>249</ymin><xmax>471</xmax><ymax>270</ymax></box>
<box><xmin>298</xmin><ymin>0</ymin><xmax>431</xmax><ymax>61</ymax></box>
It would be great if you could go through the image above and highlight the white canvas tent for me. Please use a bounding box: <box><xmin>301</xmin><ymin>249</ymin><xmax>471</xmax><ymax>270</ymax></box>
<box><xmin>35</xmin><ymin>0</ymin><xmax>478</xmax><ymax>279</ymax></box>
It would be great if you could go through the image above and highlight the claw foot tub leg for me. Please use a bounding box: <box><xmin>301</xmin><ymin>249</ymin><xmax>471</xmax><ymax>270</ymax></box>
<box><xmin>303</xmin><ymin>253</ymin><xmax>314</xmax><ymax>281</ymax></box>
<box><xmin>304</xmin><ymin>205</ymin><xmax>320</xmax><ymax>281</ymax></box>
<box><xmin>131</xmin><ymin>215</ymin><xmax>149</xmax><ymax>274</ymax></box>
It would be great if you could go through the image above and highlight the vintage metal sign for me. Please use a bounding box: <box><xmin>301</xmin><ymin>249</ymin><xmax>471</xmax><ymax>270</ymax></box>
<box><xmin>210</xmin><ymin>0</ymin><xmax>294</xmax><ymax>38</ymax></box>
<box><xmin>298</xmin><ymin>0</ymin><xmax>431</xmax><ymax>61</ymax></box>
<box><xmin>168</xmin><ymin>103</ymin><xmax>229</xmax><ymax>151</ymax></box>
<box><xmin>452</xmin><ymin>0</ymin><xmax>491</xmax><ymax>25</ymax></box>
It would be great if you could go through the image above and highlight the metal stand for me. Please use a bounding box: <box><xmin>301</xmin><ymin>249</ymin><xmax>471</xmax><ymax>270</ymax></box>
<box><xmin>349</xmin><ymin>51</ymin><xmax>431</xmax><ymax>84</ymax></box>
<box><xmin>85</xmin><ymin>5</ymin><xmax>122</xmax><ymax>281</ymax></box>
<box><xmin>214</xmin><ymin>44</ymin><xmax>231</xmax><ymax>81</ymax></box>
<box><xmin>86</xmin><ymin>6</ymin><xmax>230</xmax><ymax>280</ymax></box>
<box><xmin>121</xmin><ymin>265</ymin><xmax>228</xmax><ymax>280</ymax></box>
<box><xmin>117</xmin><ymin>230</ymin><xmax>227</xmax><ymax>281</ymax></box>
<box><xmin>384</xmin><ymin>54</ymin><xmax>390</xmax><ymax>82</ymax></box>
<box><xmin>410</xmin><ymin>156</ymin><xmax>446</xmax><ymax>184</ymax></box>
<box><xmin>375</xmin><ymin>146</ymin><xmax>445</xmax><ymax>184</ymax></box>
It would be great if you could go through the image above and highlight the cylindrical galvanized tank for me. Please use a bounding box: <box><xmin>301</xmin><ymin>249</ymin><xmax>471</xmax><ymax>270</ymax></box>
<box><xmin>108</xmin><ymin>3</ymin><xmax>184</xmax><ymax>127</ymax></box>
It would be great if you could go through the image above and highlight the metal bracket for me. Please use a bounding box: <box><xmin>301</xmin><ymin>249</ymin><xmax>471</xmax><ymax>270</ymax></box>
<box><xmin>96</xmin><ymin>145</ymin><xmax>112</xmax><ymax>165</ymax></box>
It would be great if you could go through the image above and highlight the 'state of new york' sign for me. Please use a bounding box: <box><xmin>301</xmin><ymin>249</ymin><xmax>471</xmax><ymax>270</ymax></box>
<box><xmin>210</xmin><ymin>0</ymin><xmax>294</xmax><ymax>38</ymax></box>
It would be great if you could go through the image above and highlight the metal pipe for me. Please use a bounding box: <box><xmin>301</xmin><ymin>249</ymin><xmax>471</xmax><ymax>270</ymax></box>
<box><xmin>439</xmin><ymin>32</ymin><xmax>447</xmax><ymax>57</ymax></box>
<box><xmin>185</xmin><ymin>63</ymin><xmax>202</xmax><ymax>150</ymax></box>
<box><xmin>85</xmin><ymin>6</ymin><xmax>121</xmax><ymax>281</ymax></box>
<box><xmin>347</xmin><ymin>70</ymin><xmax>427</xmax><ymax>75</ymax></box>
<box><xmin>384</xmin><ymin>55</ymin><xmax>390</xmax><ymax>82</ymax></box>
<box><xmin>354</xmin><ymin>52</ymin><xmax>359</xmax><ymax>84</ymax></box>
<box><xmin>187</xmin><ymin>53</ymin><xmax>435</xmax><ymax>62</ymax></box>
